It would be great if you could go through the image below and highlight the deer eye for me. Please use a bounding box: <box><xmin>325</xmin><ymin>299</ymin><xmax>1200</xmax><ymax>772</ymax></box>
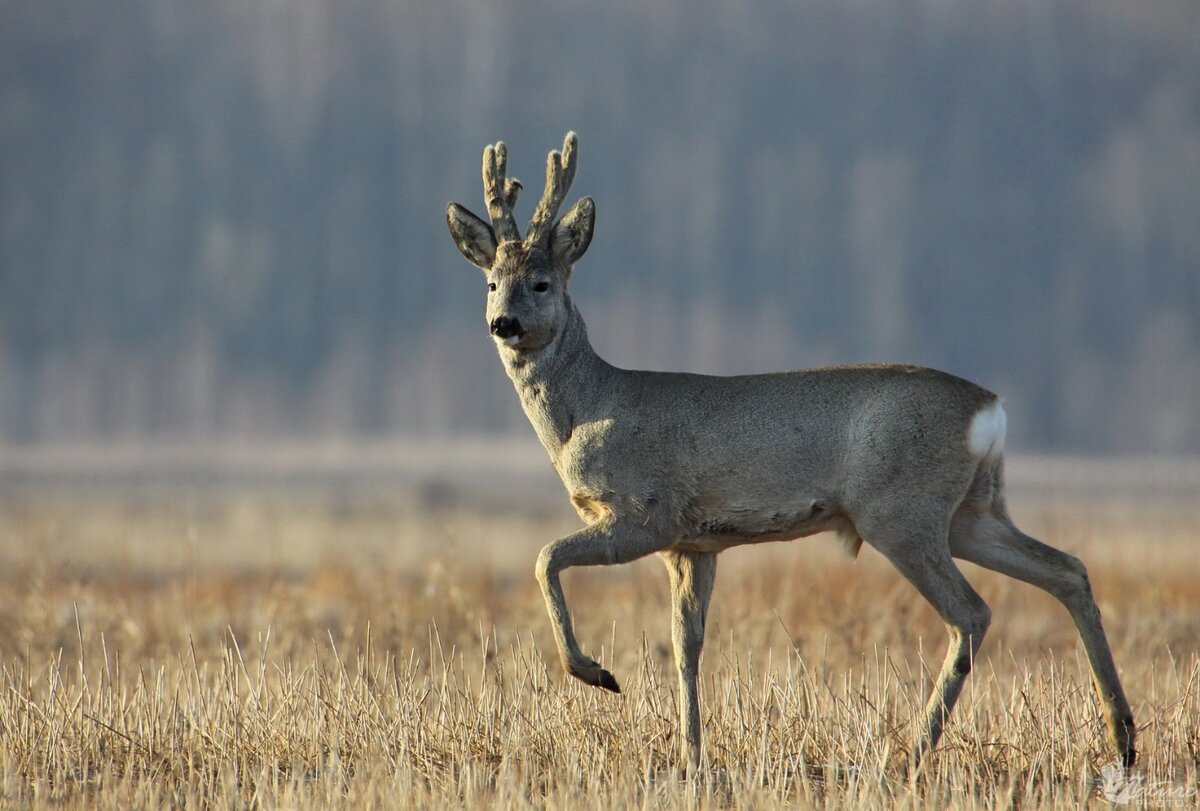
<box><xmin>533</xmin><ymin>281</ymin><xmax>549</xmax><ymax>293</ymax></box>
<box><xmin>487</xmin><ymin>282</ymin><xmax>497</xmax><ymax>293</ymax></box>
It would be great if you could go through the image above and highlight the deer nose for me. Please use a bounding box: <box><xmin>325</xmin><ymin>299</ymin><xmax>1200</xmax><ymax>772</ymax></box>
<box><xmin>490</xmin><ymin>316</ymin><xmax>523</xmax><ymax>339</ymax></box>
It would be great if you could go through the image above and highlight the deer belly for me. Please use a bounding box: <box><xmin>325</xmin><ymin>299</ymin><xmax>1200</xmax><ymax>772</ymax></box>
<box><xmin>673</xmin><ymin>498</ymin><xmax>841</xmax><ymax>553</ymax></box>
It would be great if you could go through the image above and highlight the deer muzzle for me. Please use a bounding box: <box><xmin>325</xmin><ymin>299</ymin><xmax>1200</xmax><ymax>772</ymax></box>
<box><xmin>490</xmin><ymin>316</ymin><xmax>524</xmax><ymax>342</ymax></box>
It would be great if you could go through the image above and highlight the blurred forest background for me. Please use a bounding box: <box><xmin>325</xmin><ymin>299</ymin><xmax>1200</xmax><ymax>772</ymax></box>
<box><xmin>2</xmin><ymin>0</ymin><xmax>1198</xmax><ymax>454</ymax></box>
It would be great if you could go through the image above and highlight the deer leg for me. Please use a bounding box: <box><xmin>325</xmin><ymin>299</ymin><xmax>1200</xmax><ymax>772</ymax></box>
<box><xmin>535</xmin><ymin>518</ymin><xmax>670</xmax><ymax>692</ymax></box>
<box><xmin>949</xmin><ymin>512</ymin><xmax>1136</xmax><ymax>766</ymax></box>
<box><xmin>660</xmin><ymin>549</ymin><xmax>717</xmax><ymax>774</ymax></box>
<box><xmin>869</xmin><ymin>525</ymin><xmax>992</xmax><ymax>767</ymax></box>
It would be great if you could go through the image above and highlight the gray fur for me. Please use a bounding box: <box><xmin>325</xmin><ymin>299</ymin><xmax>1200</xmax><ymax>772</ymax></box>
<box><xmin>445</xmin><ymin>133</ymin><xmax>1136</xmax><ymax>775</ymax></box>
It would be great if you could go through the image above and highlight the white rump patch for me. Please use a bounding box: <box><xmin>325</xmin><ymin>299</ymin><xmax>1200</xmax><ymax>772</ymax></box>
<box><xmin>967</xmin><ymin>400</ymin><xmax>1007</xmax><ymax>460</ymax></box>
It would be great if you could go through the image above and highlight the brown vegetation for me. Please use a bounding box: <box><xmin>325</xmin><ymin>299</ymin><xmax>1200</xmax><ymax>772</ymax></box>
<box><xmin>0</xmin><ymin>473</ymin><xmax>1197</xmax><ymax>808</ymax></box>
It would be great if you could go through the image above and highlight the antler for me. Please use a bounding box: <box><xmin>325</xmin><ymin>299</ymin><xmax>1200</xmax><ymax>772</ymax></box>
<box><xmin>525</xmin><ymin>131</ymin><xmax>579</xmax><ymax>245</ymax></box>
<box><xmin>482</xmin><ymin>142</ymin><xmax>522</xmax><ymax>243</ymax></box>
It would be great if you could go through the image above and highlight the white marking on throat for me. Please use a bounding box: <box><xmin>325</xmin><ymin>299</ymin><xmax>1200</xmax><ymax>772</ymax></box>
<box><xmin>967</xmin><ymin>401</ymin><xmax>1007</xmax><ymax>460</ymax></box>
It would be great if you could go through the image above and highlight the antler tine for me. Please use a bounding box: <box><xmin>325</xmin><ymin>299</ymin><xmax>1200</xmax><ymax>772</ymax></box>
<box><xmin>504</xmin><ymin>177</ymin><xmax>522</xmax><ymax>210</ymax></box>
<box><xmin>482</xmin><ymin>142</ymin><xmax>521</xmax><ymax>243</ymax></box>
<box><xmin>526</xmin><ymin>132</ymin><xmax>579</xmax><ymax>245</ymax></box>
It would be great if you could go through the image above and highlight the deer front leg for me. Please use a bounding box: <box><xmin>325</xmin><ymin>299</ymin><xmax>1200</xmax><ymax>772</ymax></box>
<box><xmin>535</xmin><ymin>517</ymin><xmax>670</xmax><ymax>692</ymax></box>
<box><xmin>661</xmin><ymin>549</ymin><xmax>717</xmax><ymax>774</ymax></box>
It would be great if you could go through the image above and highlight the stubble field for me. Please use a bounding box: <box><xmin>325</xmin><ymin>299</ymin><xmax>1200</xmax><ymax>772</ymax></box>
<box><xmin>0</xmin><ymin>447</ymin><xmax>1197</xmax><ymax>808</ymax></box>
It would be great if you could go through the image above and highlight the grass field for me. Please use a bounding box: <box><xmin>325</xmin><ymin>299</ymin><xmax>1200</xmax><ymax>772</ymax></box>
<box><xmin>0</xmin><ymin>448</ymin><xmax>1197</xmax><ymax>808</ymax></box>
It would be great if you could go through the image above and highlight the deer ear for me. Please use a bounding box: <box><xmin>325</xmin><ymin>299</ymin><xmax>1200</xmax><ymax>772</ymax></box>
<box><xmin>446</xmin><ymin>203</ymin><xmax>497</xmax><ymax>269</ymax></box>
<box><xmin>550</xmin><ymin>197</ymin><xmax>595</xmax><ymax>266</ymax></box>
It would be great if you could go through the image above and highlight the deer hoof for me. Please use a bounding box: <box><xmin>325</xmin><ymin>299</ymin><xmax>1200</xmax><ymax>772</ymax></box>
<box><xmin>596</xmin><ymin>669</ymin><xmax>621</xmax><ymax>693</ymax></box>
<box><xmin>569</xmin><ymin>659</ymin><xmax>622</xmax><ymax>693</ymax></box>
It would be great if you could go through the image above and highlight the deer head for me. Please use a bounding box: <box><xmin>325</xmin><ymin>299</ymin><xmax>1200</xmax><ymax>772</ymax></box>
<box><xmin>446</xmin><ymin>132</ymin><xmax>595</xmax><ymax>352</ymax></box>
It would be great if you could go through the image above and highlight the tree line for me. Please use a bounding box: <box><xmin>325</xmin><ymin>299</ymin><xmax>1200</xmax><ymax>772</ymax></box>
<box><xmin>1</xmin><ymin>0</ymin><xmax>1197</xmax><ymax>452</ymax></box>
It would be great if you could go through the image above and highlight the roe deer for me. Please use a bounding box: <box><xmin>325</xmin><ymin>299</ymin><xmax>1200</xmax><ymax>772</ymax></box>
<box><xmin>445</xmin><ymin>132</ymin><xmax>1136</xmax><ymax>772</ymax></box>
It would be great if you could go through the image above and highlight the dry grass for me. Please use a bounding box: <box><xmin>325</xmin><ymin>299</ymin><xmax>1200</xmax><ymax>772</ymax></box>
<box><xmin>0</xmin><ymin>462</ymin><xmax>1198</xmax><ymax>808</ymax></box>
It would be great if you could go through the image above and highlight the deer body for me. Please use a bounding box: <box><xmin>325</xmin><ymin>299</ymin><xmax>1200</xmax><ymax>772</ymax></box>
<box><xmin>506</xmin><ymin>307</ymin><xmax>994</xmax><ymax>554</ymax></box>
<box><xmin>446</xmin><ymin>133</ymin><xmax>1135</xmax><ymax>773</ymax></box>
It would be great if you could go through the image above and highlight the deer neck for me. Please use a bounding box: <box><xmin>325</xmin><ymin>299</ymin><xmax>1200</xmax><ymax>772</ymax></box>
<box><xmin>499</xmin><ymin>299</ymin><xmax>613</xmax><ymax>458</ymax></box>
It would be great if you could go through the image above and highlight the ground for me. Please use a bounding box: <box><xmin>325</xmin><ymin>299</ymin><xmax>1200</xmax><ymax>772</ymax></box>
<box><xmin>0</xmin><ymin>447</ymin><xmax>1196</xmax><ymax>808</ymax></box>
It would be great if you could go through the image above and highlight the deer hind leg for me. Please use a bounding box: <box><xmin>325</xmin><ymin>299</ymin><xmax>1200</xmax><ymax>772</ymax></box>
<box><xmin>535</xmin><ymin>517</ymin><xmax>671</xmax><ymax>693</ymax></box>
<box><xmin>660</xmin><ymin>549</ymin><xmax>718</xmax><ymax>775</ymax></box>
<box><xmin>866</xmin><ymin>519</ymin><xmax>992</xmax><ymax>767</ymax></box>
<box><xmin>949</xmin><ymin>509</ymin><xmax>1136</xmax><ymax>767</ymax></box>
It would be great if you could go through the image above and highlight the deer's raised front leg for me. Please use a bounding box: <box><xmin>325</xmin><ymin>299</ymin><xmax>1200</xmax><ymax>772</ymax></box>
<box><xmin>535</xmin><ymin>516</ymin><xmax>670</xmax><ymax>692</ymax></box>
